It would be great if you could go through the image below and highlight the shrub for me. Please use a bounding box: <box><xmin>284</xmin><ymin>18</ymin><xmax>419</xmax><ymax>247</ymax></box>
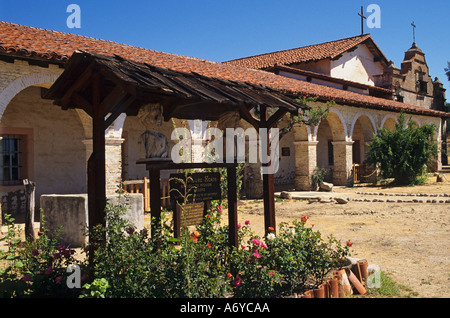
<box><xmin>87</xmin><ymin>203</ymin><xmax>231</xmax><ymax>298</ymax></box>
<box><xmin>0</xmin><ymin>213</ymin><xmax>87</xmax><ymax>298</ymax></box>
<box><xmin>367</xmin><ymin>112</ymin><xmax>438</xmax><ymax>185</ymax></box>
<box><xmin>311</xmin><ymin>167</ymin><xmax>328</xmax><ymax>190</ymax></box>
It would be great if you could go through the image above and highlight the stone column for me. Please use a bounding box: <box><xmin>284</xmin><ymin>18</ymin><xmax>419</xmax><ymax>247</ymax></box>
<box><xmin>332</xmin><ymin>140</ymin><xmax>354</xmax><ymax>186</ymax></box>
<box><xmin>105</xmin><ymin>138</ymin><xmax>125</xmax><ymax>195</ymax></box>
<box><xmin>294</xmin><ymin>141</ymin><xmax>318</xmax><ymax>190</ymax></box>
<box><xmin>82</xmin><ymin>138</ymin><xmax>124</xmax><ymax>196</ymax></box>
<box><xmin>82</xmin><ymin>113</ymin><xmax>126</xmax><ymax>196</ymax></box>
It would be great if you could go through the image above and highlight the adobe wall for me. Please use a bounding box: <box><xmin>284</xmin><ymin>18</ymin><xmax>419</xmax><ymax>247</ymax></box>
<box><xmin>330</xmin><ymin>45</ymin><xmax>385</xmax><ymax>86</ymax></box>
<box><xmin>0</xmin><ymin>86</ymin><xmax>87</xmax><ymax>216</ymax></box>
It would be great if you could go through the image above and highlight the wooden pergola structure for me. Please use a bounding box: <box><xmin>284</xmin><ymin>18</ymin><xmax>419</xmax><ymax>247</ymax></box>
<box><xmin>43</xmin><ymin>50</ymin><xmax>307</xmax><ymax>252</ymax></box>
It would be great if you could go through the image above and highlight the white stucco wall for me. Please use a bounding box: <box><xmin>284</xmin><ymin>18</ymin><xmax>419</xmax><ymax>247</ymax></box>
<box><xmin>330</xmin><ymin>45</ymin><xmax>385</xmax><ymax>86</ymax></box>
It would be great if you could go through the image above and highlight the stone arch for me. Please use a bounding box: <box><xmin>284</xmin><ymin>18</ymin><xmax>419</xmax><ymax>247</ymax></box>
<box><xmin>350</xmin><ymin>113</ymin><xmax>377</xmax><ymax>167</ymax></box>
<box><xmin>407</xmin><ymin>116</ymin><xmax>421</xmax><ymax>127</ymax></box>
<box><xmin>350</xmin><ymin>111</ymin><xmax>377</xmax><ymax>137</ymax></box>
<box><xmin>0</xmin><ymin>72</ymin><xmax>60</xmax><ymax>120</ymax></box>
<box><xmin>314</xmin><ymin>108</ymin><xmax>347</xmax><ymax>183</ymax></box>
<box><xmin>313</xmin><ymin>108</ymin><xmax>347</xmax><ymax>141</ymax></box>
<box><xmin>380</xmin><ymin>114</ymin><xmax>398</xmax><ymax>131</ymax></box>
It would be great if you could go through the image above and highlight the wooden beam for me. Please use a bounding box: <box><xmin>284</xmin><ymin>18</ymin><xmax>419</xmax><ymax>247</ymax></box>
<box><xmin>71</xmin><ymin>92</ymin><xmax>93</xmax><ymax>116</ymax></box>
<box><xmin>98</xmin><ymin>87</ymin><xmax>128</xmax><ymax>118</ymax></box>
<box><xmin>238</xmin><ymin>103</ymin><xmax>260</xmax><ymax>129</ymax></box>
<box><xmin>267</xmin><ymin>108</ymin><xmax>288</xmax><ymax>128</ymax></box>
<box><xmin>60</xmin><ymin>64</ymin><xmax>94</xmax><ymax>109</ymax></box>
<box><xmin>104</xmin><ymin>94</ymin><xmax>135</xmax><ymax>128</ymax></box>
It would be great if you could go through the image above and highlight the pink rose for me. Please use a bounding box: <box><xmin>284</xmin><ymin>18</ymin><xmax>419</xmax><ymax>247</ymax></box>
<box><xmin>253</xmin><ymin>251</ymin><xmax>261</xmax><ymax>258</ymax></box>
<box><xmin>55</xmin><ymin>276</ymin><xmax>64</xmax><ymax>284</ymax></box>
<box><xmin>233</xmin><ymin>276</ymin><xmax>242</xmax><ymax>287</ymax></box>
<box><xmin>245</xmin><ymin>220</ymin><xmax>250</xmax><ymax>225</ymax></box>
<box><xmin>22</xmin><ymin>273</ymin><xmax>32</xmax><ymax>282</ymax></box>
<box><xmin>251</xmin><ymin>238</ymin><xmax>261</xmax><ymax>246</ymax></box>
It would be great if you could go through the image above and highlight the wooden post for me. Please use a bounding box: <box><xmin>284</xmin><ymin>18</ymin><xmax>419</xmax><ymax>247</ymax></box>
<box><xmin>227</xmin><ymin>164</ymin><xmax>238</xmax><ymax>248</ymax></box>
<box><xmin>88</xmin><ymin>72</ymin><xmax>107</xmax><ymax>270</ymax></box>
<box><xmin>149</xmin><ymin>168</ymin><xmax>162</xmax><ymax>238</ymax></box>
<box><xmin>260</xmin><ymin>106</ymin><xmax>276</xmax><ymax>235</ymax></box>
<box><xmin>143</xmin><ymin>177</ymin><xmax>150</xmax><ymax>212</ymax></box>
<box><xmin>23</xmin><ymin>179</ymin><xmax>35</xmax><ymax>242</ymax></box>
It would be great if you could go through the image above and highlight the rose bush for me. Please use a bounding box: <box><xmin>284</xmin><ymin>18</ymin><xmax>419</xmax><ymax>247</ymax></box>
<box><xmin>0</xmin><ymin>213</ymin><xmax>87</xmax><ymax>297</ymax></box>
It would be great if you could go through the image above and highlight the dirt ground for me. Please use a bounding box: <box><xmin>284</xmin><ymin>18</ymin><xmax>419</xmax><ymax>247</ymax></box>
<box><xmin>233</xmin><ymin>173</ymin><xmax>450</xmax><ymax>298</ymax></box>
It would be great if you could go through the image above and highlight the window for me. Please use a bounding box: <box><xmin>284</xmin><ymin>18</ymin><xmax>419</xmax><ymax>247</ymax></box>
<box><xmin>328</xmin><ymin>140</ymin><xmax>334</xmax><ymax>166</ymax></box>
<box><xmin>418</xmin><ymin>80</ymin><xmax>427</xmax><ymax>94</ymax></box>
<box><xmin>1</xmin><ymin>136</ymin><xmax>22</xmax><ymax>184</ymax></box>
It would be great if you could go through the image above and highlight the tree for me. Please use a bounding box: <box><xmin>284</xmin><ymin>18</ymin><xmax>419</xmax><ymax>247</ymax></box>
<box><xmin>367</xmin><ymin>112</ymin><xmax>438</xmax><ymax>185</ymax></box>
<box><xmin>275</xmin><ymin>96</ymin><xmax>332</xmax><ymax>140</ymax></box>
<box><xmin>445</xmin><ymin>61</ymin><xmax>450</xmax><ymax>82</ymax></box>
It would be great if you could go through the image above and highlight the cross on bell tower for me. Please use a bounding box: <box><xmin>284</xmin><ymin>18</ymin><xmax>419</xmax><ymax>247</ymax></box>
<box><xmin>411</xmin><ymin>21</ymin><xmax>416</xmax><ymax>43</ymax></box>
<box><xmin>358</xmin><ymin>6</ymin><xmax>367</xmax><ymax>35</ymax></box>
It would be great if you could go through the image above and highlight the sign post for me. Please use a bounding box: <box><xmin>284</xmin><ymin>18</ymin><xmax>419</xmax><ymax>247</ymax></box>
<box><xmin>137</xmin><ymin>160</ymin><xmax>238</xmax><ymax>247</ymax></box>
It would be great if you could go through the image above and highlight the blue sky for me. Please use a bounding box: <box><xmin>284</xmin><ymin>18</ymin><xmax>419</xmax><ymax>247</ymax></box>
<box><xmin>1</xmin><ymin>0</ymin><xmax>449</xmax><ymax>91</ymax></box>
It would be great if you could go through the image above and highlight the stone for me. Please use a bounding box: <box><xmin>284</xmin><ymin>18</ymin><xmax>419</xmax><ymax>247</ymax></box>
<box><xmin>141</xmin><ymin>130</ymin><xmax>169</xmax><ymax>158</ymax></box>
<box><xmin>335</xmin><ymin>197</ymin><xmax>348</xmax><ymax>204</ymax></box>
<box><xmin>280</xmin><ymin>191</ymin><xmax>292</xmax><ymax>199</ymax></box>
<box><xmin>319</xmin><ymin>182</ymin><xmax>333</xmax><ymax>192</ymax></box>
<box><xmin>40</xmin><ymin>193</ymin><xmax>144</xmax><ymax>247</ymax></box>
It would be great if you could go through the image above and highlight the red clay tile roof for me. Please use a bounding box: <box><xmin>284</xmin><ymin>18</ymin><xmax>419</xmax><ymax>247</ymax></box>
<box><xmin>223</xmin><ymin>34</ymin><xmax>388</xmax><ymax>70</ymax></box>
<box><xmin>0</xmin><ymin>21</ymin><xmax>448</xmax><ymax>118</ymax></box>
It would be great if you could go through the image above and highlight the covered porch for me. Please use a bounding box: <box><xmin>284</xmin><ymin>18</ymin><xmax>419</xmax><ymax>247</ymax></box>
<box><xmin>43</xmin><ymin>50</ymin><xmax>307</xmax><ymax>251</ymax></box>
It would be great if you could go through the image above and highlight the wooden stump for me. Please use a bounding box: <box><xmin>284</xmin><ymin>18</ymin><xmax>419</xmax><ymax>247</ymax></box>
<box><xmin>23</xmin><ymin>179</ymin><xmax>36</xmax><ymax>242</ymax></box>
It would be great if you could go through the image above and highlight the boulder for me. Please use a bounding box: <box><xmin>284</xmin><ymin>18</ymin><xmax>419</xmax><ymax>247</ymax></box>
<box><xmin>319</xmin><ymin>182</ymin><xmax>333</xmax><ymax>192</ymax></box>
<box><xmin>280</xmin><ymin>191</ymin><xmax>292</xmax><ymax>199</ymax></box>
<box><xmin>335</xmin><ymin>197</ymin><xmax>348</xmax><ymax>204</ymax></box>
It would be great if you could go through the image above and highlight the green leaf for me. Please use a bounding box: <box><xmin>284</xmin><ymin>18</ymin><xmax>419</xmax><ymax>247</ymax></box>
<box><xmin>14</xmin><ymin>261</ymin><xmax>24</xmax><ymax>268</ymax></box>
